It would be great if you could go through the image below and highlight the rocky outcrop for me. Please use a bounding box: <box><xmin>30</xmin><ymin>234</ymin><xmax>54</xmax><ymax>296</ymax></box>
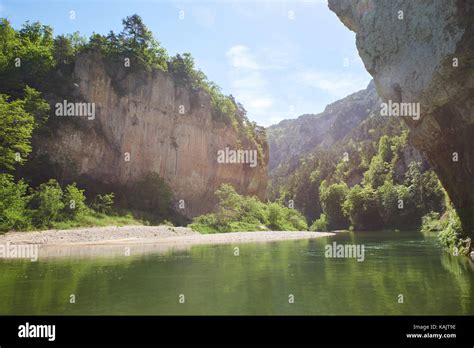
<box><xmin>33</xmin><ymin>51</ymin><xmax>268</xmax><ymax>217</ymax></box>
<box><xmin>329</xmin><ymin>0</ymin><xmax>474</xmax><ymax>238</ymax></box>
<box><xmin>268</xmin><ymin>81</ymin><xmax>379</xmax><ymax>175</ymax></box>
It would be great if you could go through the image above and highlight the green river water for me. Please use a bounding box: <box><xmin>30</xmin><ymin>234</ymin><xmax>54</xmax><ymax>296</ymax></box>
<box><xmin>0</xmin><ymin>230</ymin><xmax>473</xmax><ymax>315</ymax></box>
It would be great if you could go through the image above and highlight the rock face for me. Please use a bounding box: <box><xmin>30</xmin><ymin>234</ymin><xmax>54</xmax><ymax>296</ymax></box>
<box><xmin>328</xmin><ymin>0</ymin><xmax>474</xmax><ymax>238</ymax></box>
<box><xmin>268</xmin><ymin>81</ymin><xmax>379</xmax><ymax>175</ymax></box>
<box><xmin>35</xmin><ymin>51</ymin><xmax>268</xmax><ymax>217</ymax></box>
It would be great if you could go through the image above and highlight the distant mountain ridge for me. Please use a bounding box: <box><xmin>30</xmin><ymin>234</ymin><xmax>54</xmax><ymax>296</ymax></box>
<box><xmin>266</xmin><ymin>80</ymin><xmax>428</xmax><ymax>223</ymax></box>
<box><xmin>267</xmin><ymin>80</ymin><xmax>379</xmax><ymax>177</ymax></box>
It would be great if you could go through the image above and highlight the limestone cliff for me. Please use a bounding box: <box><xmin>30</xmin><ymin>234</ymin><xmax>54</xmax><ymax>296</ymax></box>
<box><xmin>328</xmin><ymin>0</ymin><xmax>474</xmax><ymax>238</ymax></box>
<box><xmin>32</xmin><ymin>51</ymin><xmax>268</xmax><ymax>217</ymax></box>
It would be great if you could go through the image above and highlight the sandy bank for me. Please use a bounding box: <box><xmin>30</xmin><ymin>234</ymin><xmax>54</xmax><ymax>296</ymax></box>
<box><xmin>0</xmin><ymin>226</ymin><xmax>334</xmax><ymax>259</ymax></box>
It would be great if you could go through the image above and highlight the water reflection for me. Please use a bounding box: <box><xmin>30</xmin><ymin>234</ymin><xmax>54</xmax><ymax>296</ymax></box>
<box><xmin>0</xmin><ymin>231</ymin><xmax>472</xmax><ymax>315</ymax></box>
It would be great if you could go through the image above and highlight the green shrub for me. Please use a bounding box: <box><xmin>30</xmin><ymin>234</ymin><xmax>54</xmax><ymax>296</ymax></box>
<box><xmin>420</xmin><ymin>211</ymin><xmax>442</xmax><ymax>233</ymax></box>
<box><xmin>189</xmin><ymin>214</ymin><xmax>220</xmax><ymax>233</ymax></box>
<box><xmin>266</xmin><ymin>202</ymin><xmax>307</xmax><ymax>231</ymax></box>
<box><xmin>421</xmin><ymin>207</ymin><xmax>470</xmax><ymax>255</ymax></box>
<box><xmin>343</xmin><ymin>184</ymin><xmax>382</xmax><ymax>230</ymax></box>
<box><xmin>310</xmin><ymin>213</ymin><xmax>329</xmax><ymax>232</ymax></box>
<box><xmin>437</xmin><ymin>209</ymin><xmax>469</xmax><ymax>255</ymax></box>
<box><xmin>189</xmin><ymin>184</ymin><xmax>308</xmax><ymax>233</ymax></box>
<box><xmin>62</xmin><ymin>183</ymin><xmax>88</xmax><ymax>219</ymax></box>
<box><xmin>287</xmin><ymin>209</ymin><xmax>309</xmax><ymax>230</ymax></box>
<box><xmin>0</xmin><ymin>174</ymin><xmax>32</xmax><ymax>231</ymax></box>
<box><xmin>92</xmin><ymin>193</ymin><xmax>115</xmax><ymax>214</ymax></box>
<box><xmin>29</xmin><ymin>179</ymin><xmax>64</xmax><ymax>228</ymax></box>
<box><xmin>267</xmin><ymin>202</ymin><xmax>287</xmax><ymax>230</ymax></box>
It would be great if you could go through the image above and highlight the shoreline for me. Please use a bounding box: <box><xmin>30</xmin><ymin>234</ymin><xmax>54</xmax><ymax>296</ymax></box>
<box><xmin>0</xmin><ymin>225</ymin><xmax>335</xmax><ymax>259</ymax></box>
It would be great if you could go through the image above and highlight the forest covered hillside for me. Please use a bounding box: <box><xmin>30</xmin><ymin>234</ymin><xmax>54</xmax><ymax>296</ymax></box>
<box><xmin>268</xmin><ymin>80</ymin><xmax>379</xmax><ymax>175</ymax></box>
<box><xmin>267</xmin><ymin>82</ymin><xmax>449</xmax><ymax>236</ymax></box>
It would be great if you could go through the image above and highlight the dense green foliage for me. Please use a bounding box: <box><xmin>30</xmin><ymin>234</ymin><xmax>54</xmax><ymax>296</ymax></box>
<box><xmin>0</xmin><ymin>173</ymin><xmax>141</xmax><ymax>231</ymax></box>
<box><xmin>190</xmin><ymin>184</ymin><xmax>307</xmax><ymax>233</ymax></box>
<box><xmin>273</xmin><ymin>116</ymin><xmax>445</xmax><ymax>232</ymax></box>
<box><xmin>310</xmin><ymin>181</ymin><xmax>349</xmax><ymax>231</ymax></box>
<box><xmin>421</xmin><ymin>206</ymin><xmax>471</xmax><ymax>255</ymax></box>
<box><xmin>339</xmin><ymin>138</ymin><xmax>444</xmax><ymax>230</ymax></box>
<box><xmin>0</xmin><ymin>87</ymin><xmax>49</xmax><ymax>170</ymax></box>
<box><xmin>29</xmin><ymin>179</ymin><xmax>65</xmax><ymax>227</ymax></box>
<box><xmin>91</xmin><ymin>193</ymin><xmax>115</xmax><ymax>215</ymax></box>
<box><xmin>0</xmin><ymin>174</ymin><xmax>31</xmax><ymax>231</ymax></box>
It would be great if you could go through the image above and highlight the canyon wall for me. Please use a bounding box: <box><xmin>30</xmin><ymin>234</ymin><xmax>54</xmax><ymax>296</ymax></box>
<box><xmin>268</xmin><ymin>81</ymin><xmax>379</xmax><ymax>175</ymax></box>
<box><xmin>328</xmin><ymin>0</ymin><xmax>474</xmax><ymax>238</ymax></box>
<box><xmin>34</xmin><ymin>51</ymin><xmax>268</xmax><ymax>217</ymax></box>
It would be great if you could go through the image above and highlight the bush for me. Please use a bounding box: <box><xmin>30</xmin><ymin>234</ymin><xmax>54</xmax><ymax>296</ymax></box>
<box><xmin>310</xmin><ymin>213</ymin><xmax>329</xmax><ymax>232</ymax></box>
<box><xmin>190</xmin><ymin>214</ymin><xmax>220</xmax><ymax>233</ymax></box>
<box><xmin>287</xmin><ymin>209</ymin><xmax>309</xmax><ymax>231</ymax></box>
<box><xmin>189</xmin><ymin>184</ymin><xmax>308</xmax><ymax>233</ymax></box>
<box><xmin>62</xmin><ymin>183</ymin><xmax>88</xmax><ymax>219</ymax></box>
<box><xmin>0</xmin><ymin>174</ymin><xmax>32</xmax><ymax>231</ymax></box>
<box><xmin>420</xmin><ymin>211</ymin><xmax>441</xmax><ymax>233</ymax></box>
<box><xmin>421</xmin><ymin>208</ymin><xmax>470</xmax><ymax>255</ymax></box>
<box><xmin>29</xmin><ymin>179</ymin><xmax>64</xmax><ymax>228</ymax></box>
<box><xmin>92</xmin><ymin>193</ymin><xmax>115</xmax><ymax>214</ymax></box>
<box><xmin>343</xmin><ymin>184</ymin><xmax>382</xmax><ymax>230</ymax></box>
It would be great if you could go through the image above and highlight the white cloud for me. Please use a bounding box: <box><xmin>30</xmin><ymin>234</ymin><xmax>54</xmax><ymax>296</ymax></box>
<box><xmin>226</xmin><ymin>45</ymin><xmax>259</xmax><ymax>70</ymax></box>
<box><xmin>296</xmin><ymin>71</ymin><xmax>370</xmax><ymax>98</ymax></box>
<box><xmin>226</xmin><ymin>45</ymin><xmax>275</xmax><ymax>120</ymax></box>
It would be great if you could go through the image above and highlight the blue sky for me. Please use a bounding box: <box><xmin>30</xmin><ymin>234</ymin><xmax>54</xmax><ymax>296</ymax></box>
<box><xmin>1</xmin><ymin>0</ymin><xmax>371</xmax><ymax>127</ymax></box>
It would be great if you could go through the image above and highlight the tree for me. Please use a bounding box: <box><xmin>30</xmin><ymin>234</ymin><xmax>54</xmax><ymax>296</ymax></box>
<box><xmin>378</xmin><ymin>135</ymin><xmax>393</xmax><ymax>163</ymax></box>
<box><xmin>168</xmin><ymin>53</ymin><xmax>196</xmax><ymax>85</ymax></box>
<box><xmin>23</xmin><ymin>86</ymin><xmax>50</xmax><ymax>126</ymax></box>
<box><xmin>319</xmin><ymin>180</ymin><xmax>349</xmax><ymax>230</ymax></box>
<box><xmin>0</xmin><ymin>174</ymin><xmax>31</xmax><ymax>231</ymax></box>
<box><xmin>0</xmin><ymin>93</ymin><xmax>35</xmax><ymax>170</ymax></box>
<box><xmin>19</xmin><ymin>21</ymin><xmax>53</xmax><ymax>47</ymax></box>
<box><xmin>363</xmin><ymin>152</ymin><xmax>389</xmax><ymax>188</ymax></box>
<box><xmin>343</xmin><ymin>184</ymin><xmax>383</xmax><ymax>230</ymax></box>
<box><xmin>53</xmin><ymin>35</ymin><xmax>75</xmax><ymax>65</ymax></box>
<box><xmin>119</xmin><ymin>14</ymin><xmax>168</xmax><ymax>71</ymax></box>
<box><xmin>63</xmin><ymin>183</ymin><xmax>88</xmax><ymax>218</ymax></box>
<box><xmin>377</xmin><ymin>179</ymin><xmax>399</xmax><ymax>226</ymax></box>
<box><xmin>120</xmin><ymin>14</ymin><xmax>153</xmax><ymax>50</ymax></box>
<box><xmin>0</xmin><ymin>87</ymin><xmax>49</xmax><ymax>170</ymax></box>
<box><xmin>29</xmin><ymin>179</ymin><xmax>65</xmax><ymax>227</ymax></box>
<box><xmin>0</xmin><ymin>19</ymin><xmax>55</xmax><ymax>94</ymax></box>
<box><xmin>92</xmin><ymin>193</ymin><xmax>115</xmax><ymax>214</ymax></box>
